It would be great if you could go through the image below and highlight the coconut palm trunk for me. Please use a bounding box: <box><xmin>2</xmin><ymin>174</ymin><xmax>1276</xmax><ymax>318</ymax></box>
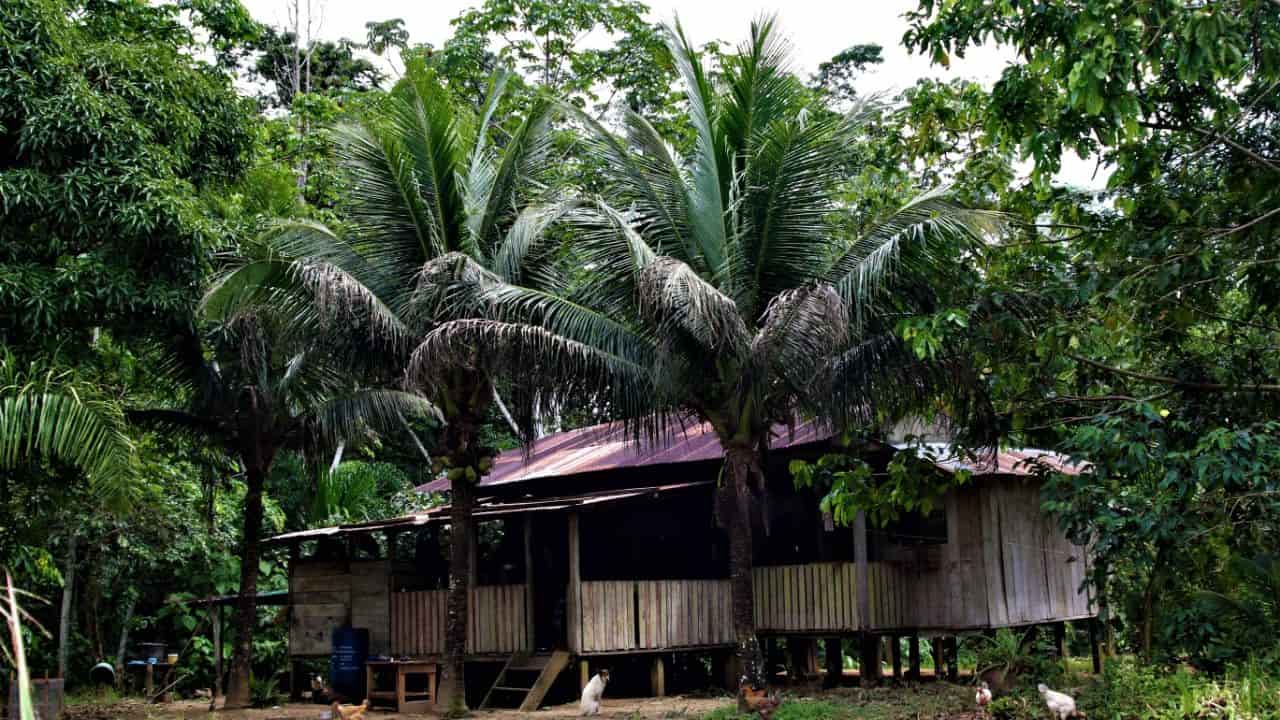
<box><xmin>225</xmin><ymin>461</ymin><xmax>268</xmax><ymax>708</ymax></box>
<box><xmin>722</xmin><ymin>442</ymin><xmax>766</xmax><ymax>691</ymax></box>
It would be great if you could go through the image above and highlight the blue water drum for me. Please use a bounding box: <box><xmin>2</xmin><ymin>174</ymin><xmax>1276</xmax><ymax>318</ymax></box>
<box><xmin>329</xmin><ymin>626</ymin><xmax>369</xmax><ymax>701</ymax></box>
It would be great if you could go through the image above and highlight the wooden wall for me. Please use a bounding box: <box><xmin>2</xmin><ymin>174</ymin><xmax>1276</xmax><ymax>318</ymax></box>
<box><xmin>390</xmin><ymin>585</ymin><xmax>528</xmax><ymax>656</ymax></box>
<box><xmin>289</xmin><ymin>560</ymin><xmax>391</xmax><ymax>657</ymax></box>
<box><xmin>748</xmin><ymin>480</ymin><xmax>1092</xmax><ymax>633</ymax></box>
<box><xmin>977</xmin><ymin>478</ymin><xmax>1091</xmax><ymax>627</ymax></box>
<box><xmin>572</xmin><ymin>579</ymin><xmax>734</xmax><ymax>653</ymax></box>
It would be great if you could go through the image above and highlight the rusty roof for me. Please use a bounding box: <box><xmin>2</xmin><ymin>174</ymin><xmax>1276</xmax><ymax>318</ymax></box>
<box><xmin>416</xmin><ymin>419</ymin><xmax>827</xmax><ymax>493</ymax></box>
<box><xmin>416</xmin><ymin>419</ymin><xmax>1084</xmax><ymax>494</ymax></box>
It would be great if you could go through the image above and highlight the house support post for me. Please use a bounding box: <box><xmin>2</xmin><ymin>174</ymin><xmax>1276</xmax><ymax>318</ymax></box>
<box><xmin>859</xmin><ymin>633</ymin><xmax>880</xmax><ymax>686</ymax></box>
<box><xmin>946</xmin><ymin>637</ymin><xmax>959</xmax><ymax>682</ymax></box>
<box><xmin>720</xmin><ymin>650</ymin><xmax>742</xmax><ymax>692</ymax></box>
<box><xmin>907</xmin><ymin>634</ymin><xmax>920</xmax><ymax>681</ymax></box>
<box><xmin>1054</xmin><ymin>622</ymin><xmax>1068</xmax><ymax>667</ymax></box>
<box><xmin>568</xmin><ymin>513</ymin><xmax>581</xmax><ymax>655</ymax></box>
<box><xmin>890</xmin><ymin>635</ymin><xmax>902</xmax><ymax>680</ymax></box>
<box><xmin>523</xmin><ymin>517</ymin><xmax>536</xmax><ymax>651</ymax></box>
<box><xmin>823</xmin><ymin>637</ymin><xmax>842</xmax><ymax>689</ymax></box>
<box><xmin>650</xmin><ymin>656</ymin><xmax>665</xmax><ymax>697</ymax></box>
<box><xmin>932</xmin><ymin>637</ymin><xmax>944</xmax><ymax>679</ymax></box>
<box><xmin>579</xmin><ymin>660</ymin><xmax>590</xmax><ymax>693</ymax></box>
<box><xmin>1088</xmin><ymin>618</ymin><xmax>1102</xmax><ymax>674</ymax></box>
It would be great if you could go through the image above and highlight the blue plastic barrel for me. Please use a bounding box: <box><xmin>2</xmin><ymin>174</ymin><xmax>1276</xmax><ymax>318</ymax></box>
<box><xmin>329</xmin><ymin>626</ymin><xmax>369</xmax><ymax>700</ymax></box>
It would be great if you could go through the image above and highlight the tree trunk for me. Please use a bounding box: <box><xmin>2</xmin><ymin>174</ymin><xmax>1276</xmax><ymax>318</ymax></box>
<box><xmin>224</xmin><ymin>464</ymin><xmax>267</xmax><ymax>709</ymax></box>
<box><xmin>115</xmin><ymin>596</ymin><xmax>136</xmax><ymax>673</ymax></box>
<box><xmin>442</xmin><ymin>474</ymin><xmax>475</xmax><ymax>716</ymax></box>
<box><xmin>723</xmin><ymin>444</ymin><xmax>766</xmax><ymax>710</ymax></box>
<box><xmin>58</xmin><ymin>534</ymin><xmax>77</xmax><ymax>679</ymax></box>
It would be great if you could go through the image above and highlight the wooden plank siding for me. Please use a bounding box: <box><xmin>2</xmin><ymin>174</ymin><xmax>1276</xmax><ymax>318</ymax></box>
<box><xmin>390</xmin><ymin>585</ymin><xmax>528</xmax><ymax>656</ymax></box>
<box><xmin>635</xmin><ymin>580</ymin><xmax>734</xmax><ymax>649</ymax></box>
<box><xmin>290</xmin><ymin>560</ymin><xmax>391</xmax><ymax>656</ymax></box>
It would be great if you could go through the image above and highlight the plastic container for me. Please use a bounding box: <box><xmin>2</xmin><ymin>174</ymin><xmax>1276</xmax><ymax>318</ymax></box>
<box><xmin>329</xmin><ymin>627</ymin><xmax>369</xmax><ymax>701</ymax></box>
<box><xmin>138</xmin><ymin>642</ymin><xmax>166</xmax><ymax>663</ymax></box>
<box><xmin>166</xmin><ymin>653</ymin><xmax>178</xmax><ymax>665</ymax></box>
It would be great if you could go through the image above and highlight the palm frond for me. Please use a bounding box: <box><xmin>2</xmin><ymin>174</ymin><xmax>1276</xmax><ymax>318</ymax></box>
<box><xmin>568</xmin><ymin>105</ymin><xmax>697</xmax><ymax>265</ymax></box>
<box><xmin>0</xmin><ymin>355</ymin><xmax>135</xmax><ymax>487</ymax></box>
<box><xmin>751</xmin><ymin>283</ymin><xmax>848</xmax><ymax>395</ymax></box>
<box><xmin>662</xmin><ymin>18</ymin><xmax>728</xmax><ymax>274</ymax></box>
<box><xmin>406</xmin><ymin>320</ymin><xmax>656</xmax><ymax>428</ymax></box>
<box><xmin>826</xmin><ymin>186</ymin><xmax>1004</xmax><ymax>323</ymax></box>
<box><xmin>738</xmin><ymin>114</ymin><xmax>850</xmax><ymax>314</ymax></box>
<box><xmin>467</xmin><ymin>95</ymin><xmax>556</xmax><ymax>258</ymax></box>
<box><xmin>305</xmin><ymin>389</ymin><xmax>441</xmax><ymax>455</ymax></box>
<box><xmin>824</xmin><ymin>331</ymin><xmax>995</xmax><ymax>445</ymax></box>
<box><xmin>492</xmin><ymin>198</ymin><xmax>587</xmax><ymax>285</ymax></box>
<box><xmin>637</xmin><ymin>256</ymin><xmax>751</xmax><ymax>355</ymax></box>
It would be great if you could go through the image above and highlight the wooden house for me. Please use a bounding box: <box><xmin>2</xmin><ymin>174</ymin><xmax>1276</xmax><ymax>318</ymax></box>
<box><xmin>267</xmin><ymin>420</ymin><xmax>1093</xmax><ymax>708</ymax></box>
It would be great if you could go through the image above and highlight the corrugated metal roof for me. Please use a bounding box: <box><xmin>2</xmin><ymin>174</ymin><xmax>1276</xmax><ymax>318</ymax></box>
<box><xmin>417</xmin><ymin>419</ymin><xmax>826</xmax><ymax>493</ymax></box>
<box><xmin>416</xmin><ymin>419</ymin><xmax>1084</xmax><ymax>494</ymax></box>
<box><xmin>265</xmin><ymin>480</ymin><xmax>712</xmax><ymax>545</ymax></box>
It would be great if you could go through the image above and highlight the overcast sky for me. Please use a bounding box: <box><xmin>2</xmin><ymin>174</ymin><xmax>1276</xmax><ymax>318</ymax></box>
<box><xmin>237</xmin><ymin>0</ymin><xmax>1105</xmax><ymax>187</ymax></box>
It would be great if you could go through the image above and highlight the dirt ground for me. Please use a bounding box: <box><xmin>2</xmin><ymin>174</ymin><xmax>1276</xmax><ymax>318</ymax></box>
<box><xmin>65</xmin><ymin>695</ymin><xmax>728</xmax><ymax>720</ymax></box>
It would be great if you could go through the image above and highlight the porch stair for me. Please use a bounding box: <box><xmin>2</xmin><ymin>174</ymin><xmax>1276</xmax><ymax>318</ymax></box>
<box><xmin>479</xmin><ymin>650</ymin><xmax>572</xmax><ymax>711</ymax></box>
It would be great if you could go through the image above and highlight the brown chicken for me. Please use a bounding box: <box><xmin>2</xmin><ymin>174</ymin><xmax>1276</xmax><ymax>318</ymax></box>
<box><xmin>331</xmin><ymin>700</ymin><xmax>369</xmax><ymax>720</ymax></box>
<box><xmin>741</xmin><ymin>684</ymin><xmax>782</xmax><ymax>719</ymax></box>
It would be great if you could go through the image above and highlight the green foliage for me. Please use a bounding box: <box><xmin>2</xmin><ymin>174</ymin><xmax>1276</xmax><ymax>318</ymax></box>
<box><xmin>0</xmin><ymin>0</ymin><xmax>254</xmax><ymax>353</ymax></box>
<box><xmin>790</xmin><ymin>449</ymin><xmax>970</xmax><ymax>527</ymax></box>
<box><xmin>248</xmin><ymin>672</ymin><xmax>284</xmax><ymax>708</ymax></box>
<box><xmin>812</xmin><ymin>44</ymin><xmax>884</xmax><ymax>107</ymax></box>
<box><xmin>1084</xmin><ymin>659</ymin><xmax>1280</xmax><ymax>720</ymax></box>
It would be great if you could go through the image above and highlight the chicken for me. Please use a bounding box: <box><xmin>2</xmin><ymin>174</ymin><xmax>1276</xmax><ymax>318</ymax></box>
<box><xmin>975</xmin><ymin>681</ymin><xmax>993</xmax><ymax>716</ymax></box>
<box><xmin>1038</xmin><ymin>684</ymin><xmax>1084</xmax><ymax>720</ymax></box>
<box><xmin>331</xmin><ymin>699</ymin><xmax>369</xmax><ymax>720</ymax></box>
<box><xmin>740</xmin><ymin>682</ymin><xmax>781</xmax><ymax>719</ymax></box>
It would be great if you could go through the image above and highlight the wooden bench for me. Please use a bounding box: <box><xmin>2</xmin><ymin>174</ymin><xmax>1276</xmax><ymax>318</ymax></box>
<box><xmin>365</xmin><ymin>660</ymin><xmax>436</xmax><ymax>713</ymax></box>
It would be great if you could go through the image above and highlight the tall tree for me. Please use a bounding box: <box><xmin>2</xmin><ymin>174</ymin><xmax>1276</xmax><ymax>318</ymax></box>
<box><xmin>130</xmin><ymin>314</ymin><xmax>435</xmax><ymax>708</ymax></box>
<box><xmin>0</xmin><ymin>0</ymin><xmax>255</xmax><ymax>355</ymax></box>
<box><xmin>904</xmin><ymin>0</ymin><xmax>1280</xmax><ymax>662</ymax></box>
<box><xmin>205</xmin><ymin>64</ymin><xmax>560</xmax><ymax>713</ymax></box>
<box><xmin>416</xmin><ymin>18</ymin><xmax>998</xmax><ymax>701</ymax></box>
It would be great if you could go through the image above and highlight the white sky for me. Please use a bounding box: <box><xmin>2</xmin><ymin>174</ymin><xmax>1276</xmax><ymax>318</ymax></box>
<box><xmin>238</xmin><ymin>0</ymin><xmax>1106</xmax><ymax>188</ymax></box>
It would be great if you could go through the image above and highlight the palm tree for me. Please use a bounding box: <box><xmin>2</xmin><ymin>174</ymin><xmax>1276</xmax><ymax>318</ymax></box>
<box><xmin>414</xmin><ymin>17</ymin><xmax>1000</xmax><ymax>698</ymax></box>
<box><xmin>204</xmin><ymin>65</ymin><xmax>561</xmax><ymax>713</ymax></box>
<box><xmin>130</xmin><ymin>313</ymin><xmax>436</xmax><ymax>709</ymax></box>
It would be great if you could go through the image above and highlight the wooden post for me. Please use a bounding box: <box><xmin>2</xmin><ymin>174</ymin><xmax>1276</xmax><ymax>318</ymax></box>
<box><xmin>859</xmin><ymin>633</ymin><xmax>880</xmax><ymax>686</ymax></box>
<box><xmin>523</xmin><ymin>517</ymin><xmax>536</xmax><ymax>651</ymax></box>
<box><xmin>211</xmin><ymin>603</ymin><xmax>223</xmax><ymax>701</ymax></box>
<box><xmin>823</xmin><ymin>637</ymin><xmax>843</xmax><ymax>689</ymax></box>
<box><xmin>1054</xmin><ymin>622</ymin><xmax>1068</xmax><ymax>665</ymax></box>
<box><xmin>853</xmin><ymin>512</ymin><xmax>869</xmax><ymax>631</ymax></box>
<box><xmin>890</xmin><ymin>636</ymin><xmax>902</xmax><ymax>680</ymax></box>
<box><xmin>145</xmin><ymin>663</ymin><xmax>154</xmax><ymax>701</ymax></box>
<box><xmin>946</xmin><ymin>637</ymin><xmax>959</xmax><ymax>682</ymax></box>
<box><xmin>1088</xmin><ymin>618</ymin><xmax>1102</xmax><ymax>674</ymax></box>
<box><xmin>567</xmin><ymin>513</ymin><xmax>581</xmax><ymax>653</ymax></box>
<box><xmin>932</xmin><ymin>637</ymin><xmax>944</xmax><ymax>679</ymax></box>
<box><xmin>579</xmin><ymin>660</ymin><xmax>590</xmax><ymax>692</ymax></box>
<box><xmin>907</xmin><ymin>634</ymin><xmax>921</xmax><ymax>680</ymax></box>
<box><xmin>650</xmin><ymin>655</ymin><xmax>666</xmax><ymax>697</ymax></box>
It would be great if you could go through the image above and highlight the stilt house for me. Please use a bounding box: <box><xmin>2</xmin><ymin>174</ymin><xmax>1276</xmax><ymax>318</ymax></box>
<box><xmin>268</xmin><ymin>420</ymin><xmax>1093</xmax><ymax>708</ymax></box>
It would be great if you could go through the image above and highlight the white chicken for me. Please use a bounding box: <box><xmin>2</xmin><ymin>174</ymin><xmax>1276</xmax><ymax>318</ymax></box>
<box><xmin>975</xmin><ymin>681</ymin><xmax>993</xmax><ymax>716</ymax></box>
<box><xmin>1038</xmin><ymin>683</ymin><xmax>1084</xmax><ymax>720</ymax></box>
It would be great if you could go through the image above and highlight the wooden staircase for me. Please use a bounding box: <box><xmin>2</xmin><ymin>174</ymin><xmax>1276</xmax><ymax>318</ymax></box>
<box><xmin>479</xmin><ymin>650</ymin><xmax>572</xmax><ymax>711</ymax></box>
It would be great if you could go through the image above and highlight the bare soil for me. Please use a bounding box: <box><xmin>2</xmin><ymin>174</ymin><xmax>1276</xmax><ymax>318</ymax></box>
<box><xmin>64</xmin><ymin>695</ymin><xmax>726</xmax><ymax>720</ymax></box>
